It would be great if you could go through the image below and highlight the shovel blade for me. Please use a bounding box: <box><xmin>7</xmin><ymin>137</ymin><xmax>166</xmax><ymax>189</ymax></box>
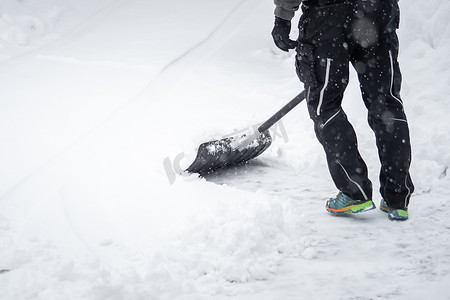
<box><xmin>185</xmin><ymin>130</ymin><xmax>272</xmax><ymax>176</ymax></box>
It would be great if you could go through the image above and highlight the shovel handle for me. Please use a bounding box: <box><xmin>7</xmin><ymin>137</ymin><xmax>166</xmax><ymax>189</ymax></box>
<box><xmin>257</xmin><ymin>90</ymin><xmax>306</xmax><ymax>133</ymax></box>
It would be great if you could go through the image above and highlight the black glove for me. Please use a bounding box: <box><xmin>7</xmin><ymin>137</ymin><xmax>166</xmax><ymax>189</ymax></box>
<box><xmin>271</xmin><ymin>16</ymin><xmax>297</xmax><ymax>52</ymax></box>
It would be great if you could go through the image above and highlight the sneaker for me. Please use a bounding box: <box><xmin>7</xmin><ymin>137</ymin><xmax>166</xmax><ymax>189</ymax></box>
<box><xmin>379</xmin><ymin>198</ymin><xmax>389</xmax><ymax>213</ymax></box>
<box><xmin>326</xmin><ymin>191</ymin><xmax>376</xmax><ymax>214</ymax></box>
<box><xmin>388</xmin><ymin>209</ymin><xmax>409</xmax><ymax>221</ymax></box>
<box><xmin>379</xmin><ymin>199</ymin><xmax>409</xmax><ymax>221</ymax></box>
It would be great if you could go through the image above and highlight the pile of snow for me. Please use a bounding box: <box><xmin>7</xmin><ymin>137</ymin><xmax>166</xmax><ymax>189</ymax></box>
<box><xmin>0</xmin><ymin>0</ymin><xmax>114</xmax><ymax>60</ymax></box>
<box><xmin>0</xmin><ymin>0</ymin><xmax>64</xmax><ymax>47</ymax></box>
<box><xmin>399</xmin><ymin>0</ymin><xmax>450</xmax><ymax>192</ymax></box>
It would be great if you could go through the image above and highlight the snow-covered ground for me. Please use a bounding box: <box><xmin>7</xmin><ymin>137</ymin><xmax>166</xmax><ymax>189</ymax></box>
<box><xmin>1</xmin><ymin>0</ymin><xmax>449</xmax><ymax>299</ymax></box>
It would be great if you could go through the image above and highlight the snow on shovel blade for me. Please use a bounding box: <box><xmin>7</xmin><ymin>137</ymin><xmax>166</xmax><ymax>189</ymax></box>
<box><xmin>185</xmin><ymin>130</ymin><xmax>272</xmax><ymax>176</ymax></box>
<box><xmin>185</xmin><ymin>91</ymin><xmax>306</xmax><ymax>176</ymax></box>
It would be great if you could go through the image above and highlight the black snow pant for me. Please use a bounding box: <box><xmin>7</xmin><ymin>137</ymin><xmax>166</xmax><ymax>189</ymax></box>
<box><xmin>295</xmin><ymin>0</ymin><xmax>414</xmax><ymax>209</ymax></box>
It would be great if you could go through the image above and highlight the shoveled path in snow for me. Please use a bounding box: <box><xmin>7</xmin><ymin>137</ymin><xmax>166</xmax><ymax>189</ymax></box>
<box><xmin>204</xmin><ymin>160</ymin><xmax>450</xmax><ymax>299</ymax></box>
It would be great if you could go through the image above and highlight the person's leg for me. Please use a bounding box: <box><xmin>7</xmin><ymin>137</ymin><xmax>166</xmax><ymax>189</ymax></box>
<box><xmin>296</xmin><ymin>2</ymin><xmax>373</xmax><ymax>202</ymax></box>
<box><xmin>349</xmin><ymin>0</ymin><xmax>414</xmax><ymax>210</ymax></box>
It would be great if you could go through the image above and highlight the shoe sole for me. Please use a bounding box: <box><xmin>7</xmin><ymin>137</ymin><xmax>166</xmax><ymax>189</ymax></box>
<box><xmin>380</xmin><ymin>205</ymin><xmax>389</xmax><ymax>213</ymax></box>
<box><xmin>326</xmin><ymin>200</ymin><xmax>376</xmax><ymax>214</ymax></box>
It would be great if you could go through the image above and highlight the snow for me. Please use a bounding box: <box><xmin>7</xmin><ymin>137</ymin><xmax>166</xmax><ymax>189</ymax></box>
<box><xmin>1</xmin><ymin>0</ymin><xmax>450</xmax><ymax>299</ymax></box>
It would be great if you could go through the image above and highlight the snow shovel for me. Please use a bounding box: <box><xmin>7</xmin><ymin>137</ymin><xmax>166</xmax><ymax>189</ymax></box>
<box><xmin>185</xmin><ymin>90</ymin><xmax>306</xmax><ymax>176</ymax></box>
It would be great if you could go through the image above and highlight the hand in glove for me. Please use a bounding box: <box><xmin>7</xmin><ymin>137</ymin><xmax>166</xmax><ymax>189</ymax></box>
<box><xmin>271</xmin><ymin>16</ymin><xmax>297</xmax><ymax>52</ymax></box>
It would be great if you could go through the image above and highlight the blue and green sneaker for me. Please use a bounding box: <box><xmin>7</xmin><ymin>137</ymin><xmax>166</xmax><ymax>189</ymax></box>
<box><xmin>380</xmin><ymin>198</ymin><xmax>389</xmax><ymax>213</ymax></box>
<box><xmin>380</xmin><ymin>199</ymin><xmax>409</xmax><ymax>221</ymax></box>
<box><xmin>326</xmin><ymin>191</ymin><xmax>376</xmax><ymax>214</ymax></box>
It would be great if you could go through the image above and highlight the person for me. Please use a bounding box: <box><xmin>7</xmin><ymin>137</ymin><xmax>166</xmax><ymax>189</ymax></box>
<box><xmin>271</xmin><ymin>0</ymin><xmax>414</xmax><ymax>220</ymax></box>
